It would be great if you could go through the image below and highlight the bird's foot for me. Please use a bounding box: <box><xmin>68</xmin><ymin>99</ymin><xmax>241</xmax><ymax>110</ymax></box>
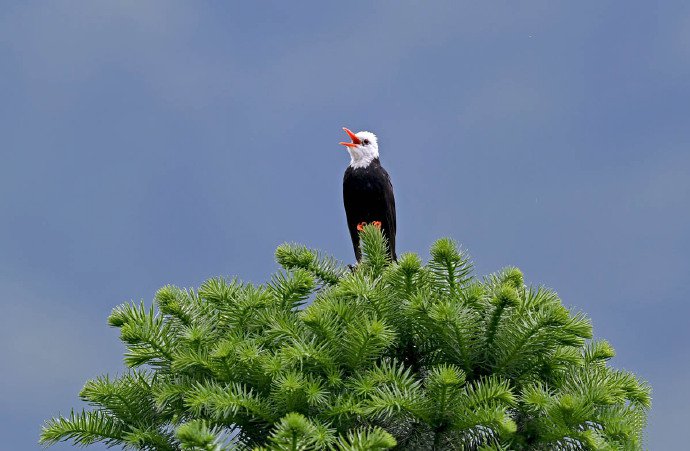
<box><xmin>372</xmin><ymin>221</ymin><xmax>382</xmax><ymax>229</ymax></box>
<box><xmin>356</xmin><ymin>222</ymin><xmax>367</xmax><ymax>231</ymax></box>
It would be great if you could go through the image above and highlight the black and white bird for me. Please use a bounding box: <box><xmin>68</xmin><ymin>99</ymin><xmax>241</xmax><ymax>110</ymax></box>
<box><xmin>339</xmin><ymin>127</ymin><xmax>397</xmax><ymax>262</ymax></box>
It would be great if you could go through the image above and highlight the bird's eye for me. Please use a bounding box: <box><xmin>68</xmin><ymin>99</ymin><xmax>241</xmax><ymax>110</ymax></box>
<box><xmin>362</xmin><ymin>139</ymin><xmax>370</xmax><ymax>145</ymax></box>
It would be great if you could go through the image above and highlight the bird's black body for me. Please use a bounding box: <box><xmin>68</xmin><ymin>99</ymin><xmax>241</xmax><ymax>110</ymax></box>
<box><xmin>343</xmin><ymin>158</ymin><xmax>397</xmax><ymax>261</ymax></box>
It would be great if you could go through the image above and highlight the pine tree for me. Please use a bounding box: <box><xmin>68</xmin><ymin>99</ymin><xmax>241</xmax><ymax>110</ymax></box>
<box><xmin>41</xmin><ymin>226</ymin><xmax>650</xmax><ymax>450</ymax></box>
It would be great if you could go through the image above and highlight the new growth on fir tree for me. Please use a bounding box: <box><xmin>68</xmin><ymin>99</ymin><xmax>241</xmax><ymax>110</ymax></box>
<box><xmin>41</xmin><ymin>226</ymin><xmax>651</xmax><ymax>450</ymax></box>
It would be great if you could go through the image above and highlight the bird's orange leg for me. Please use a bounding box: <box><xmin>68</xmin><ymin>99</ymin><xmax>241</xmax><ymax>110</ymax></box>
<box><xmin>372</xmin><ymin>221</ymin><xmax>382</xmax><ymax>229</ymax></box>
<box><xmin>357</xmin><ymin>222</ymin><xmax>367</xmax><ymax>231</ymax></box>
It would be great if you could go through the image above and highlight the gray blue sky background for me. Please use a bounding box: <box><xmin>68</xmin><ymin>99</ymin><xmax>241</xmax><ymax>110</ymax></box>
<box><xmin>1</xmin><ymin>2</ymin><xmax>689</xmax><ymax>449</ymax></box>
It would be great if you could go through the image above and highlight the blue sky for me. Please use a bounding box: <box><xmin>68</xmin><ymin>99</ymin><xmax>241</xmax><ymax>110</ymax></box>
<box><xmin>1</xmin><ymin>2</ymin><xmax>689</xmax><ymax>449</ymax></box>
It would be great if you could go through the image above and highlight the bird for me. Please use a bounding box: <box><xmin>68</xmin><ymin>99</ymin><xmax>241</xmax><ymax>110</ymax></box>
<box><xmin>339</xmin><ymin>127</ymin><xmax>397</xmax><ymax>262</ymax></box>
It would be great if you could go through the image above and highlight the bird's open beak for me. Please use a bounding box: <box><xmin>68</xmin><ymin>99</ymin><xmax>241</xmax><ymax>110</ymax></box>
<box><xmin>339</xmin><ymin>127</ymin><xmax>361</xmax><ymax>148</ymax></box>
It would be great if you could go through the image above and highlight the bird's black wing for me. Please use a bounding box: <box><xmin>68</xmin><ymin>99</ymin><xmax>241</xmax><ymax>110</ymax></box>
<box><xmin>380</xmin><ymin>166</ymin><xmax>397</xmax><ymax>260</ymax></box>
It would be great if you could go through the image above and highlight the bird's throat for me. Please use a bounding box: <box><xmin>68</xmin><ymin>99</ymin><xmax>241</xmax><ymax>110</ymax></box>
<box><xmin>349</xmin><ymin>152</ymin><xmax>377</xmax><ymax>169</ymax></box>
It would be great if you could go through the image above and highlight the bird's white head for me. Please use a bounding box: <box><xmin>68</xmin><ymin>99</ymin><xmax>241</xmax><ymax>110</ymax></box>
<box><xmin>339</xmin><ymin>127</ymin><xmax>379</xmax><ymax>169</ymax></box>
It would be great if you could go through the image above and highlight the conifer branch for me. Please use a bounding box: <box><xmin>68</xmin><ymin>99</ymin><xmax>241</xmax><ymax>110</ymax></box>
<box><xmin>275</xmin><ymin>244</ymin><xmax>347</xmax><ymax>286</ymax></box>
<box><xmin>358</xmin><ymin>224</ymin><xmax>391</xmax><ymax>277</ymax></box>
<box><xmin>40</xmin><ymin>410</ymin><xmax>126</xmax><ymax>448</ymax></box>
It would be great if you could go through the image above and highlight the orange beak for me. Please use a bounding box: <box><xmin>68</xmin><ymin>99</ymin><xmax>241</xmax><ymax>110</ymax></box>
<box><xmin>339</xmin><ymin>127</ymin><xmax>361</xmax><ymax>148</ymax></box>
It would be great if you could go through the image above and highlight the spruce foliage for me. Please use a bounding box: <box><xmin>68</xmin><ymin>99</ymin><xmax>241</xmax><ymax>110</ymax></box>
<box><xmin>41</xmin><ymin>226</ymin><xmax>650</xmax><ymax>450</ymax></box>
